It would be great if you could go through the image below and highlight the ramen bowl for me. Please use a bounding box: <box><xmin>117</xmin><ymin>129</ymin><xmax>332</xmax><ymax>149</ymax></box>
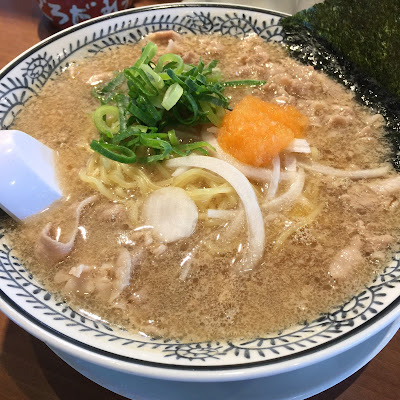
<box><xmin>1</xmin><ymin>2</ymin><xmax>400</xmax><ymax>397</ymax></box>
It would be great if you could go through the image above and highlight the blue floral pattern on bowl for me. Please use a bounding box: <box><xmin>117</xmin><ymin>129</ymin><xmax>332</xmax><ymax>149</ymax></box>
<box><xmin>1</xmin><ymin>4</ymin><xmax>400</xmax><ymax>368</ymax></box>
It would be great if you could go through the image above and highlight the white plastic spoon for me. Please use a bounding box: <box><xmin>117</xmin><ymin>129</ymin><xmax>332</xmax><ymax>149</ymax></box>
<box><xmin>0</xmin><ymin>130</ymin><xmax>62</xmax><ymax>221</ymax></box>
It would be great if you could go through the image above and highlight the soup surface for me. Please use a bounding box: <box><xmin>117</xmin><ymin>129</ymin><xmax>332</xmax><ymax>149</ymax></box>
<box><xmin>5</xmin><ymin>33</ymin><xmax>400</xmax><ymax>341</ymax></box>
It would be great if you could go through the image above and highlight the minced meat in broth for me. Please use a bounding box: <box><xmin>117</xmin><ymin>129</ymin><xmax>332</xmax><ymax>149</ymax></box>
<box><xmin>6</xmin><ymin>33</ymin><xmax>400</xmax><ymax>341</ymax></box>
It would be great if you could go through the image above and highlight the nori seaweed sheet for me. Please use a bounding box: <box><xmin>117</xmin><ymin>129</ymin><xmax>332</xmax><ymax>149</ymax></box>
<box><xmin>282</xmin><ymin>0</ymin><xmax>400</xmax><ymax>99</ymax></box>
<box><xmin>281</xmin><ymin>8</ymin><xmax>400</xmax><ymax>172</ymax></box>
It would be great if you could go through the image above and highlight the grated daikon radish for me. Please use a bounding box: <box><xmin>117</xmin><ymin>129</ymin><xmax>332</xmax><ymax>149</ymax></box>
<box><xmin>202</xmin><ymin>131</ymin><xmax>292</xmax><ymax>182</ymax></box>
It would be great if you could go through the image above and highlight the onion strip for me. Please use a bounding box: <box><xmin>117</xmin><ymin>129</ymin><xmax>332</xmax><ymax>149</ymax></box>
<box><xmin>263</xmin><ymin>168</ymin><xmax>306</xmax><ymax>212</ymax></box>
<box><xmin>267</xmin><ymin>155</ymin><xmax>280</xmax><ymax>198</ymax></box>
<box><xmin>297</xmin><ymin>161</ymin><xmax>390</xmax><ymax>179</ymax></box>
<box><xmin>284</xmin><ymin>153</ymin><xmax>297</xmax><ymax>172</ymax></box>
<box><xmin>274</xmin><ymin>202</ymin><xmax>325</xmax><ymax>251</ymax></box>
<box><xmin>285</xmin><ymin>138</ymin><xmax>311</xmax><ymax>153</ymax></box>
<box><xmin>166</xmin><ymin>155</ymin><xmax>265</xmax><ymax>271</ymax></box>
<box><xmin>207</xmin><ymin>209</ymin><xmax>238</xmax><ymax>219</ymax></box>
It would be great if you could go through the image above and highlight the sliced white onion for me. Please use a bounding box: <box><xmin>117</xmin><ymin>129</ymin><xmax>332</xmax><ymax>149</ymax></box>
<box><xmin>152</xmin><ymin>244</ymin><xmax>167</xmax><ymax>256</ymax></box>
<box><xmin>267</xmin><ymin>155</ymin><xmax>280</xmax><ymax>199</ymax></box>
<box><xmin>297</xmin><ymin>161</ymin><xmax>390</xmax><ymax>179</ymax></box>
<box><xmin>202</xmin><ymin>132</ymin><xmax>292</xmax><ymax>182</ymax></box>
<box><xmin>171</xmin><ymin>166</ymin><xmax>189</xmax><ymax>177</ymax></box>
<box><xmin>143</xmin><ymin>187</ymin><xmax>198</xmax><ymax>243</ymax></box>
<box><xmin>166</xmin><ymin>155</ymin><xmax>265</xmax><ymax>271</ymax></box>
<box><xmin>206</xmin><ymin>126</ymin><xmax>219</xmax><ymax>135</ymax></box>
<box><xmin>263</xmin><ymin>168</ymin><xmax>305</xmax><ymax>212</ymax></box>
<box><xmin>207</xmin><ymin>209</ymin><xmax>238</xmax><ymax>220</ymax></box>
<box><xmin>285</xmin><ymin>138</ymin><xmax>311</xmax><ymax>153</ymax></box>
<box><xmin>179</xmin><ymin>256</ymin><xmax>193</xmax><ymax>281</ymax></box>
<box><xmin>284</xmin><ymin>153</ymin><xmax>297</xmax><ymax>172</ymax></box>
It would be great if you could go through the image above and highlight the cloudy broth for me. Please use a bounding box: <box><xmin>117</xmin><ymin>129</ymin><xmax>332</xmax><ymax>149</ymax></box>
<box><xmin>5</xmin><ymin>33</ymin><xmax>400</xmax><ymax>341</ymax></box>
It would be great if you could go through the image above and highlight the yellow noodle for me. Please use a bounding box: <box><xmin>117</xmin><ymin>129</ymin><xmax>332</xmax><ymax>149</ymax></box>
<box><xmin>80</xmin><ymin>153</ymin><xmax>240</xmax><ymax>210</ymax></box>
<box><xmin>274</xmin><ymin>203</ymin><xmax>325</xmax><ymax>251</ymax></box>
<box><xmin>203</xmin><ymin>221</ymin><xmax>241</xmax><ymax>254</ymax></box>
<box><xmin>154</xmin><ymin>162</ymin><xmax>173</xmax><ymax>179</ymax></box>
<box><xmin>100</xmin><ymin>163</ymin><xmax>111</xmax><ymax>182</ymax></box>
<box><xmin>114</xmin><ymin>186</ymin><xmax>127</xmax><ymax>198</ymax></box>
<box><xmin>173</xmin><ymin>168</ymin><xmax>225</xmax><ymax>187</ymax></box>
<box><xmin>108</xmin><ymin>172</ymin><xmax>139</xmax><ymax>190</ymax></box>
<box><xmin>186</xmin><ymin>186</ymin><xmax>234</xmax><ymax>201</ymax></box>
<box><xmin>132</xmin><ymin>169</ymin><xmax>165</xmax><ymax>191</ymax></box>
<box><xmin>101</xmin><ymin>155</ymin><xmax>113</xmax><ymax>171</ymax></box>
<box><xmin>198</xmin><ymin>212</ymin><xmax>208</xmax><ymax>220</ymax></box>
<box><xmin>203</xmin><ymin>218</ymin><xmax>225</xmax><ymax>228</ymax></box>
<box><xmin>79</xmin><ymin>169</ymin><xmax>117</xmax><ymax>200</ymax></box>
<box><xmin>87</xmin><ymin>153</ymin><xmax>99</xmax><ymax>171</ymax></box>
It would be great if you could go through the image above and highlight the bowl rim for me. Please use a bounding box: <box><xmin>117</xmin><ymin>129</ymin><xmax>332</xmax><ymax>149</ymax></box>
<box><xmin>2</xmin><ymin>287</ymin><xmax>400</xmax><ymax>381</ymax></box>
<box><xmin>0</xmin><ymin>2</ymin><xmax>289</xmax><ymax>76</ymax></box>
<box><xmin>1</xmin><ymin>2</ymin><xmax>400</xmax><ymax>382</ymax></box>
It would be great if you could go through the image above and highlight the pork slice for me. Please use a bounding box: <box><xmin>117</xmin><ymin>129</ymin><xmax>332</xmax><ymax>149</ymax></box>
<box><xmin>329</xmin><ymin>236</ymin><xmax>363</xmax><ymax>279</ymax></box>
<box><xmin>328</xmin><ymin>115</ymin><xmax>353</xmax><ymax>129</ymax></box>
<box><xmin>367</xmin><ymin>175</ymin><xmax>400</xmax><ymax>196</ymax></box>
<box><xmin>36</xmin><ymin>195</ymin><xmax>97</xmax><ymax>264</ymax></box>
<box><xmin>182</xmin><ymin>51</ymin><xmax>198</xmax><ymax>64</ymax></box>
<box><xmin>147</xmin><ymin>30</ymin><xmax>181</xmax><ymax>44</ymax></box>
<box><xmin>341</xmin><ymin>176</ymin><xmax>400</xmax><ymax>213</ymax></box>
<box><xmin>364</xmin><ymin>233</ymin><xmax>395</xmax><ymax>254</ymax></box>
<box><xmin>109</xmin><ymin>248</ymin><xmax>133</xmax><ymax>301</ymax></box>
<box><xmin>94</xmin><ymin>248</ymin><xmax>143</xmax><ymax>302</ymax></box>
<box><xmin>100</xmin><ymin>203</ymin><xmax>128</xmax><ymax>224</ymax></box>
<box><xmin>69</xmin><ymin>264</ymin><xmax>92</xmax><ymax>278</ymax></box>
<box><xmin>165</xmin><ymin>39</ymin><xmax>177</xmax><ymax>53</ymax></box>
<box><xmin>54</xmin><ymin>264</ymin><xmax>94</xmax><ymax>294</ymax></box>
<box><xmin>36</xmin><ymin>223</ymin><xmax>76</xmax><ymax>264</ymax></box>
<box><xmin>346</xmin><ymin>221</ymin><xmax>395</xmax><ymax>255</ymax></box>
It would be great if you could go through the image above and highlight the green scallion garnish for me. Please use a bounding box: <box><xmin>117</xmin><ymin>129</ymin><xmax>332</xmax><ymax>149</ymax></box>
<box><xmin>90</xmin><ymin>41</ymin><xmax>266</xmax><ymax>164</ymax></box>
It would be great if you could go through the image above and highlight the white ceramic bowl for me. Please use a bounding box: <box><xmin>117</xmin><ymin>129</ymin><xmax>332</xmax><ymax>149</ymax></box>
<box><xmin>1</xmin><ymin>2</ymin><xmax>400</xmax><ymax>390</ymax></box>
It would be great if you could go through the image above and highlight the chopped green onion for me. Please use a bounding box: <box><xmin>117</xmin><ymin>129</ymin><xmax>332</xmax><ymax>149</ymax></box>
<box><xmin>178</xmin><ymin>141</ymin><xmax>215</xmax><ymax>153</ymax></box>
<box><xmin>181</xmin><ymin>93</ymin><xmax>199</xmax><ymax>125</ymax></box>
<box><xmin>222</xmin><ymin>80</ymin><xmax>267</xmax><ymax>87</ymax></box>
<box><xmin>162</xmin><ymin>82</ymin><xmax>184</xmax><ymax>110</ymax></box>
<box><xmin>199</xmin><ymin>101</ymin><xmax>225</xmax><ymax>127</ymax></box>
<box><xmin>93</xmin><ymin>105</ymin><xmax>120</xmax><ymax>138</ymax></box>
<box><xmin>124</xmin><ymin>67</ymin><xmax>159</xmax><ymax>97</ymax></box>
<box><xmin>90</xmin><ymin>140</ymin><xmax>136</xmax><ymax>163</ymax></box>
<box><xmin>155</xmin><ymin>53</ymin><xmax>184</xmax><ymax>80</ymax></box>
<box><xmin>140</xmin><ymin>64</ymin><xmax>165</xmax><ymax>90</ymax></box>
<box><xmin>133</xmin><ymin>42</ymin><xmax>157</xmax><ymax>69</ymax></box>
<box><xmin>197</xmin><ymin>93</ymin><xmax>228</xmax><ymax>108</ymax></box>
<box><xmin>168</xmin><ymin>130</ymin><xmax>179</xmax><ymax>146</ymax></box>
<box><xmin>128</xmin><ymin>101</ymin><xmax>158</xmax><ymax>127</ymax></box>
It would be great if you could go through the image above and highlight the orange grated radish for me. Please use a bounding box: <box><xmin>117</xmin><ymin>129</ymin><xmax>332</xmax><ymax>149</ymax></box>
<box><xmin>217</xmin><ymin>95</ymin><xmax>308</xmax><ymax>167</ymax></box>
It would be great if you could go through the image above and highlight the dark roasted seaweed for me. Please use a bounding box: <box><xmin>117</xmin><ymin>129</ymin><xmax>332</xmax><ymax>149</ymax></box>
<box><xmin>282</xmin><ymin>8</ymin><xmax>400</xmax><ymax>171</ymax></box>
<box><xmin>282</xmin><ymin>0</ymin><xmax>400</xmax><ymax>99</ymax></box>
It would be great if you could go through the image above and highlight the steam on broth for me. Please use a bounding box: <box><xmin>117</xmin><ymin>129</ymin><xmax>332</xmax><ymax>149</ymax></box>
<box><xmin>5</xmin><ymin>32</ymin><xmax>400</xmax><ymax>341</ymax></box>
